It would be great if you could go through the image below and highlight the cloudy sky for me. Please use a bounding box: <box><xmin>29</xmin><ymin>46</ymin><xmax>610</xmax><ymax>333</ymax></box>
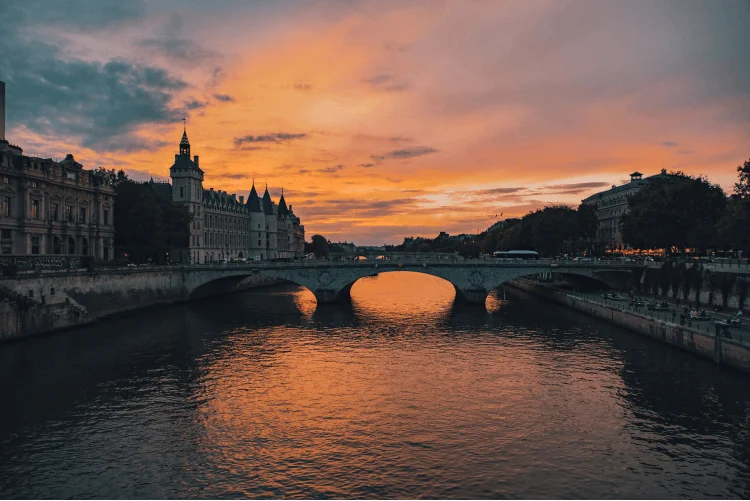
<box><xmin>2</xmin><ymin>0</ymin><xmax>749</xmax><ymax>244</ymax></box>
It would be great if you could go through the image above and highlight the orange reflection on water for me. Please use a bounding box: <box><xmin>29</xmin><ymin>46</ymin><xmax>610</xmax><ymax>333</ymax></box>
<box><xmin>192</xmin><ymin>272</ymin><xmax>629</xmax><ymax>497</ymax></box>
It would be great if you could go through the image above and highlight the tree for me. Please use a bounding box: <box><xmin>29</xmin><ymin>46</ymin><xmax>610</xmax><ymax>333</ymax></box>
<box><xmin>310</xmin><ymin>234</ymin><xmax>329</xmax><ymax>257</ymax></box>
<box><xmin>113</xmin><ymin>177</ymin><xmax>192</xmax><ymax>263</ymax></box>
<box><xmin>620</xmin><ymin>172</ymin><xmax>727</xmax><ymax>253</ymax></box>
<box><xmin>734</xmin><ymin>158</ymin><xmax>750</xmax><ymax>199</ymax></box>
<box><xmin>577</xmin><ymin>202</ymin><xmax>598</xmax><ymax>255</ymax></box>
<box><xmin>717</xmin><ymin>197</ymin><xmax>750</xmax><ymax>252</ymax></box>
<box><xmin>717</xmin><ymin>162</ymin><xmax>750</xmax><ymax>252</ymax></box>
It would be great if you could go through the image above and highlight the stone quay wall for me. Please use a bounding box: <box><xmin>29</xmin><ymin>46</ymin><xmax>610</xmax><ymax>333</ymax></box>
<box><xmin>510</xmin><ymin>278</ymin><xmax>750</xmax><ymax>374</ymax></box>
<box><xmin>0</xmin><ymin>268</ymin><xmax>282</xmax><ymax>342</ymax></box>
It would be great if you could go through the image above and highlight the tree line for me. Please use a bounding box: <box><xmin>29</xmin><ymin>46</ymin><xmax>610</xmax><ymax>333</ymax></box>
<box><xmin>621</xmin><ymin>159</ymin><xmax>749</xmax><ymax>254</ymax></box>
<box><xmin>394</xmin><ymin>158</ymin><xmax>750</xmax><ymax>258</ymax></box>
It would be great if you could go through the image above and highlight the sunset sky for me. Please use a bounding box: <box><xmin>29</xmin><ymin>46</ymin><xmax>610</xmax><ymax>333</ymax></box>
<box><xmin>2</xmin><ymin>0</ymin><xmax>749</xmax><ymax>244</ymax></box>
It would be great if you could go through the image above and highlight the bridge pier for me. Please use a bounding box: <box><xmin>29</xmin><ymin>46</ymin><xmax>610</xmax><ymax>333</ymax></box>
<box><xmin>313</xmin><ymin>289</ymin><xmax>342</xmax><ymax>304</ymax></box>
<box><xmin>455</xmin><ymin>286</ymin><xmax>489</xmax><ymax>305</ymax></box>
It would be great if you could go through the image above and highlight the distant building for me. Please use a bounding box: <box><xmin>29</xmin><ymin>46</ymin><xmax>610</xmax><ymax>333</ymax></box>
<box><xmin>0</xmin><ymin>81</ymin><xmax>116</xmax><ymax>259</ymax></box>
<box><xmin>157</xmin><ymin>126</ymin><xmax>305</xmax><ymax>263</ymax></box>
<box><xmin>581</xmin><ymin>169</ymin><xmax>668</xmax><ymax>252</ymax></box>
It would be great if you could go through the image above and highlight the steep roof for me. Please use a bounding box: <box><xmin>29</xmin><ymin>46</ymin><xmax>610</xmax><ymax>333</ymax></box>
<box><xmin>262</xmin><ymin>186</ymin><xmax>275</xmax><ymax>215</ymax></box>
<box><xmin>247</xmin><ymin>183</ymin><xmax>263</xmax><ymax>212</ymax></box>
<box><xmin>278</xmin><ymin>190</ymin><xmax>289</xmax><ymax>216</ymax></box>
<box><xmin>169</xmin><ymin>154</ymin><xmax>202</xmax><ymax>172</ymax></box>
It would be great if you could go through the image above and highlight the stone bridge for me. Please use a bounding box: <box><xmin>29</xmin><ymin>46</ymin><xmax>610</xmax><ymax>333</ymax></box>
<box><xmin>0</xmin><ymin>259</ymin><xmax>642</xmax><ymax>339</ymax></box>
<box><xmin>184</xmin><ymin>260</ymin><xmax>641</xmax><ymax>304</ymax></box>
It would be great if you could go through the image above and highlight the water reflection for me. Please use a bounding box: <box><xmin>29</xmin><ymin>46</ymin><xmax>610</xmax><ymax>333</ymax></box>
<box><xmin>0</xmin><ymin>272</ymin><xmax>749</xmax><ymax>498</ymax></box>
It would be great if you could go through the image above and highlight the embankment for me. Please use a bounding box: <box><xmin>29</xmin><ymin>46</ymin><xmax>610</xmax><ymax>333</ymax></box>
<box><xmin>510</xmin><ymin>279</ymin><xmax>750</xmax><ymax>374</ymax></box>
<box><xmin>0</xmin><ymin>269</ymin><xmax>283</xmax><ymax>341</ymax></box>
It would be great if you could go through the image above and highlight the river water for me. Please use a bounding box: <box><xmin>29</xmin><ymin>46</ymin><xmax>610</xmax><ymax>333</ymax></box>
<box><xmin>1</xmin><ymin>272</ymin><xmax>749</xmax><ymax>499</ymax></box>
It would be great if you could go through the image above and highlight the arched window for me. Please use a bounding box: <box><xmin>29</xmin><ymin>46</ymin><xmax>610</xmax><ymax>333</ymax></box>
<box><xmin>53</xmin><ymin>236</ymin><xmax>62</xmax><ymax>255</ymax></box>
<box><xmin>81</xmin><ymin>237</ymin><xmax>89</xmax><ymax>256</ymax></box>
<box><xmin>67</xmin><ymin>237</ymin><xmax>76</xmax><ymax>255</ymax></box>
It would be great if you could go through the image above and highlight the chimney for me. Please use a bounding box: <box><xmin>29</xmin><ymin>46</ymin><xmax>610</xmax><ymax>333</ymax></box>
<box><xmin>239</xmin><ymin>196</ymin><xmax>244</xmax><ymax>204</ymax></box>
<box><xmin>210</xmin><ymin>187</ymin><xmax>214</xmax><ymax>191</ymax></box>
<box><xmin>289</xmin><ymin>204</ymin><xmax>292</xmax><ymax>211</ymax></box>
<box><xmin>1</xmin><ymin>81</ymin><xmax>6</xmax><ymax>141</ymax></box>
<box><xmin>194</xmin><ymin>155</ymin><xmax>199</xmax><ymax>166</ymax></box>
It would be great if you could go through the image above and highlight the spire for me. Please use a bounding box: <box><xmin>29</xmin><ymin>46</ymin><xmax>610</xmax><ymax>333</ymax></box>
<box><xmin>179</xmin><ymin>119</ymin><xmax>190</xmax><ymax>156</ymax></box>
<box><xmin>262</xmin><ymin>184</ymin><xmax>274</xmax><ymax>215</ymax></box>
<box><xmin>278</xmin><ymin>187</ymin><xmax>288</xmax><ymax>216</ymax></box>
<box><xmin>248</xmin><ymin>180</ymin><xmax>261</xmax><ymax>212</ymax></box>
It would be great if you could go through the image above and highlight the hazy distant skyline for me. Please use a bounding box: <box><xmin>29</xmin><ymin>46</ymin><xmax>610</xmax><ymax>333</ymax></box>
<box><xmin>2</xmin><ymin>0</ymin><xmax>749</xmax><ymax>244</ymax></box>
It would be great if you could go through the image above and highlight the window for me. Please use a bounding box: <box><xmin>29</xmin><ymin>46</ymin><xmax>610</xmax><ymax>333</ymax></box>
<box><xmin>81</xmin><ymin>237</ymin><xmax>89</xmax><ymax>256</ymax></box>
<box><xmin>103</xmin><ymin>238</ymin><xmax>110</xmax><ymax>260</ymax></box>
<box><xmin>258</xmin><ymin>239</ymin><xmax>261</xmax><ymax>246</ymax></box>
<box><xmin>31</xmin><ymin>181</ymin><xmax>38</xmax><ymax>188</ymax></box>
<box><xmin>103</xmin><ymin>209</ymin><xmax>109</xmax><ymax>225</ymax></box>
<box><xmin>31</xmin><ymin>199</ymin><xmax>40</xmax><ymax>219</ymax></box>
<box><xmin>51</xmin><ymin>203</ymin><xmax>59</xmax><ymax>221</ymax></box>
<box><xmin>67</xmin><ymin>236</ymin><xmax>76</xmax><ymax>255</ymax></box>
<box><xmin>1</xmin><ymin>229</ymin><xmax>10</xmax><ymax>240</ymax></box>
<box><xmin>31</xmin><ymin>236</ymin><xmax>40</xmax><ymax>255</ymax></box>
<box><xmin>2</xmin><ymin>197</ymin><xmax>11</xmax><ymax>217</ymax></box>
<box><xmin>66</xmin><ymin>204</ymin><xmax>74</xmax><ymax>222</ymax></box>
<box><xmin>180</xmin><ymin>186</ymin><xmax>184</xmax><ymax>198</ymax></box>
<box><xmin>1</xmin><ymin>176</ymin><xmax>8</xmax><ymax>184</ymax></box>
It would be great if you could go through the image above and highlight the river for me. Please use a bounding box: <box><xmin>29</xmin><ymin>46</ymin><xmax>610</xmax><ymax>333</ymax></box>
<box><xmin>1</xmin><ymin>272</ymin><xmax>749</xmax><ymax>498</ymax></box>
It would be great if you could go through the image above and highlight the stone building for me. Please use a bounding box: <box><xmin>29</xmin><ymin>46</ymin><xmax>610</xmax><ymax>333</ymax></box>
<box><xmin>0</xmin><ymin>81</ymin><xmax>116</xmax><ymax>259</ymax></box>
<box><xmin>160</xmin><ymin>126</ymin><xmax>305</xmax><ymax>263</ymax></box>
<box><xmin>581</xmin><ymin>169</ymin><xmax>668</xmax><ymax>252</ymax></box>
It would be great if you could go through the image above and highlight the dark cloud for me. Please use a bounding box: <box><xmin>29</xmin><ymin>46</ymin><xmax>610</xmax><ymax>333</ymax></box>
<box><xmin>3</xmin><ymin>0</ymin><xmax>146</xmax><ymax>29</ymax></box>
<box><xmin>660</xmin><ymin>140</ymin><xmax>678</xmax><ymax>147</ymax></box>
<box><xmin>138</xmin><ymin>13</ymin><xmax>219</xmax><ymax>63</ymax></box>
<box><xmin>547</xmin><ymin>182</ymin><xmax>611</xmax><ymax>190</ymax></box>
<box><xmin>213</xmin><ymin>93</ymin><xmax>235</xmax><ymax>102</ymax></box>
<box><xmin>233</xmin><ymin>132</ymin><xmax>308</xmax><ymax>147</ymax></box>
<box><xmin>216</xmin><ymin>173</ymin><xmax>250</xmax><ymax>180</ymax></box>
<box><xmin>371</xmin><ymin>146</ymin><xmax>438</xmax><ymax>162</ymax></box>
<box><xmin>185</xmin><ymin>100</ymin><xmax>207</xmax><ymax>110</ymax></box>
<box><xmin>359</xmin><ymin>163</ymin><xmax>376</xmax><ymax>168</ymax></box>
<box><xmin>475</xmin><ymin>187</ymin><xmax>527</xmax><ymax>195</ymax></box>
<box><xmin>0</xmin><ymin>1</ymin><xmax>193</xmax><ymax>152</ymax></box>
<box><xmin>294</xmin><ymin>83</ymin><xmax>313</xmax><ymax>91</ymax></box>
<box><xmin>390</xmin><ymin>136</ymin><xmax>411</xmax><ymax>142</ymax></box>
<box><xmin>362</xmin><ymin>73</ymin><xmax>410</xmax><ymax>92</ymax></box>
<box><xmin>320</xmin><ymin>165</ymin><xmax>345</xmax><ymax>174</ymax></box>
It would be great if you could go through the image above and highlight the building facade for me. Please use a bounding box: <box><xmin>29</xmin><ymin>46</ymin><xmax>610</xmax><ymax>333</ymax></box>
<box><xmin>161</xmin><ymin>127</ymin><xmax>305</xmax><ymax>263</ymax></box>
<box><xmin>581</xmin><ymin>169</ymin><xmax>667</xmax><ymax>252</ymax></box>
<box><xmin>0</xmin><ymin>81</ymin><xmax>115</xmax><ymax>259</ymax></box>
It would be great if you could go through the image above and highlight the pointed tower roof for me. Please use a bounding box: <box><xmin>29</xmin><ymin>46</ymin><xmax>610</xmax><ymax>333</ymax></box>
<box><xmin>262</xmin><ymin>185</ymin><xmax>275</xmax><ymax>215</ymax></box>
<box><xmin>180</xmin><ymin>119</ymin><xmax>190</xmax><ymax>146</ymax></box>
<box><xmin>278</xmin><ymin>187</ymin><xmax>289</xmax><ymax>216</ymax></box>
<box><xmin>248</xmin><ymin>181</ymin><xmax>262</xmax><ymax>212</ymax></box>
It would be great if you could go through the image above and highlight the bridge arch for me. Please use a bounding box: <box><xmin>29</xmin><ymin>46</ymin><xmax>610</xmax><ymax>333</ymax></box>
<box><xmin>183</xmin><ymin>262</ymin><xmax>640</xmax><ymax>306</ymax></box>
